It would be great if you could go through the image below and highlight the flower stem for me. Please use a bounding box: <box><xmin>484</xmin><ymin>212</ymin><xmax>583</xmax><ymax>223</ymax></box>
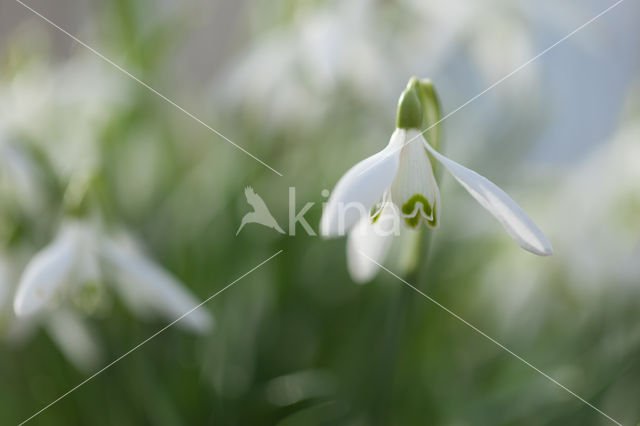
<box><xmin>369</xmin><ymin>229</ymin><xmax>433</xmax><ymax>425</ymax></box>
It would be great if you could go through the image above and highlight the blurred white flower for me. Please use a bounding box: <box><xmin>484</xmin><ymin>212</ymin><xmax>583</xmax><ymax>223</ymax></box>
<box><xmin>0</xmin><ymin>55</ymin><xmax>130</xmax><ymax>179</ymax></box>
<box><xmin>406</xmin><ymin>0</ymin><xmax>540</xmax><ymax>84</ymax></box>
<box><xmin>216</xmin><ymin>0</ymin><xmax>588</xmax><ymax>129</ymax></box>
<box><xmin>43</xmin><ymin>309</ymin><xmax>102</xmax><ymax>371</ymax></box>
<box><xmin>405</xmin><ymin>0</ymin><xmax>595</xmax><ymax>88</ymax></box>
<box><xmin>0</xmin><ymin>251</ymin><xmax>101</xmax><ymax>371</ymax></box>
<box><xmin>215</xmin><ymin>0</ymin><xmax>391</xmax><ymax>127</ymax></box>
<box><xmin>321</xmin><ymin>80</ymin><xmax>552</xmax><ymax>282</ymax></box>
<box><xmin>546</xmin><ymin>120</ymin><xmax>640</xmax><ymax>291</ymax></box>
<box><xmin>13</xmin><ymin>219</ymin><xmax>212</xmax><ymax>333</ymax></box>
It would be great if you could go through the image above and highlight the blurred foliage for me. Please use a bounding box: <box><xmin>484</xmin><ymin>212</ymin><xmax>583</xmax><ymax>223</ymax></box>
<box><xmin>1</xmin><ymin>0</ymin><xmax>640</xmax><ymax>425</ymax></box>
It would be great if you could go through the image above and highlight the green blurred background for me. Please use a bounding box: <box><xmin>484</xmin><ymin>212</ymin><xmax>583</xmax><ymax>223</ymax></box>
<box><xmin>1</xmin><ymin>0</ymin><xmax>639</xmax><ymax>425</ymax></box>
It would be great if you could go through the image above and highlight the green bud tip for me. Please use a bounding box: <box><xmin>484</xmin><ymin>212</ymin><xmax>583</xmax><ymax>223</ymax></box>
<box><xmin>396</xmin><ymin>77</ymin><xmax>422</xmax><ymax>130</ymax></box>
<box><xmin>418</xmin><ymin>78</ymin><xmax>434</xmax><ymax>93</ymax></box>
<box><xmin>416</xmin><ymin>78</ymin><xmax>440</xmax><ymax>118</ymax></box>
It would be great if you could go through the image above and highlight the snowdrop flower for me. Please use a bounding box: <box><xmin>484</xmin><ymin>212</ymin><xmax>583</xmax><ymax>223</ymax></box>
<box><xmin>13</xmin><ymin>219</ymin><xmax>212</xmax><ymax>333</ymax></box>
<box><xmin>0</xmin><ymin>56</ymin><xmax>129</xmax><ymax>180</ymax></box>
<box><xmin>0</xmin><ymin>252</ymin><xmax>101</xmax><ymax>371</ymax></box>
<box><xmin>320</xmin><ymin>78</ymin><xmax>552</xmax><ymax>282</ymax></box>
<box><xmin>13</xmin><ymin>220</ymin><xmax>99</xmax><ymax>317</ymax></box>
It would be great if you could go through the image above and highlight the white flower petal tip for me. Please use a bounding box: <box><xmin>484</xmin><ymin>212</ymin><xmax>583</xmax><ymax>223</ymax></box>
<box><xmin>421</xmin><ymin>137</ymin><xmax>553</xmax><ymax>257</ymax></box>
<box><xmin>347</xmin><ymin>250</ymin><xmax>379</xmax><ymax>284</ymax></box>
<box><xmin>536</xmin><ymin>243</ymin><xmax>554</xmax><ymax>257</ymax></box>
<box><xmin>46</xmin><ymin>311</ymin><xmax>102</xmax><ymax>372</ymax></box>
<box><xmin>101</xmin><ymin>236</ymin><xmax>214</xmax><ymax>334</ymax></box>
<box><xmin>346</xmin><ymin>224</ymin><xmax>383</xmax><ymax>284</ymax></box>
<box><xmin>346</xmin><ymin>205</ymin><xmax>398</xmax><ymax>283</ymax></box>
<box><xmin>320</xmin><ymin>130</ymin><xmax>404</xmax><ymax>238</ymax></box>
<box><xmin>186</xmin><ymin>311</ymin><xmax>215</xmax><ymax>334</ymax></box>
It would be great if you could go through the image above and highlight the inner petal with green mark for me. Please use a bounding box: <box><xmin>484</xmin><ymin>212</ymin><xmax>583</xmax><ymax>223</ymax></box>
<box><xmin>401</xmin><ymin>194</ymin><xmax>437</xmax><ymax>228</ymax></box>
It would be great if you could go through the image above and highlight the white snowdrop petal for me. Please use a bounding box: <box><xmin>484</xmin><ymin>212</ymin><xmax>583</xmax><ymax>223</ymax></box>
<box><xmin>320</xmin><ymin>129</ymin><xmax>404</xmax><ymax>237</ymax></box>
<box><xmin>14</xmin><ymin>225</ymin><xmax>79</xmax><ymax>316</ymax></box>
<box><xmin>45</xmin><ymin>310</ymin><xmax>101</xmax><ymax>372</ymax></box>
<box><xmin>102</xmin><ymin>237</ymin><xmax>213</xmax><ymax>333</ymax></box>
<box><xmin>422</xmin><ymin>137</ymin><xmax>553</xmax><ymax>256</ymax></box>
<box><xmin>346</xmin><ymin>204</ymin><xmax>399</xmax><ymax>283</ymax></box>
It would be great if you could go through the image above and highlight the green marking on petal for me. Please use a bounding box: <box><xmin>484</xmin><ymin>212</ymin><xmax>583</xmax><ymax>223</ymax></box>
<box><xmin>401</xmin><ymin>194</ymin><xmax>433</xmax><ymax>228</ymax></box>
<box><xmin>426</xmin><ymin>200</ymin><xmax>438</xmax><ymax>228</ymax></box>
<box><xmin>370</xmin><ymin>204</ymin><xmax>383</xmax><ymax>224</ymax></box>
<box><xmin>404</xmin><ymin>214</ymin><xmax>420</xmax><ymax>228</ymax></box>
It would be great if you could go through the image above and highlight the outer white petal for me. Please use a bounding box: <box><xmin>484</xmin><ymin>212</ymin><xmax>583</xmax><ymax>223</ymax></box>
<box><xmin>102</xmin><ymin>235</ymin><xmax>213</xmax><ymax>333</ymax></box>
<box><xmin>346</xmin><ymin>204</ymin><xmax>399</xmax><ymax>283</ymax></box>
<box><xmin>422</xmin><ymin>137</ymin><xmax>553</xmax><ymax>256</ymax></box>
<box><xmin>101</xmin><ymin>240</ymin><xmax>154</xmax><ymax>318</ymax></box>
<box><xmin>14</xmin><ymin>223</ymin><xmax>81</xmax><ymax>316</ymax></box>
<box><xmin>320</xmin><ymin>129</ymin><xmax>404</xmax><ymax>237</ymax></box>
<box><xmin>45</xmin><ymin>310</ymin><xmax>101</xmax><ymax>372</ymax></box>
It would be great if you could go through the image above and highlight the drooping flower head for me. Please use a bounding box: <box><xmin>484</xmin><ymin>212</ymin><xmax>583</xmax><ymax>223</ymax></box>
<box><xmin>320</xmin><ymin>77</ymin><xmax>552</xmax><ymax>282</ymax></box>
<box><xmin>12</xmin><ymin>173</ymin><xmax>213</xmax><ymax>333</ymax></box>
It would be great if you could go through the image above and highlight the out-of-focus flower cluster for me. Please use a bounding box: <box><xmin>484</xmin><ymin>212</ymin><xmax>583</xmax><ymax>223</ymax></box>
<box><xmin>214</xmin><ymin>0</ymin><xmax>584</xmax><ymax>130</ymax></box>
<box><xmin>0</xmin><ymin>54</ymin><xmax>212</xmax><ymax>371</ymax></box>
<box><xmin>2</xmin><ymin>0</ymin><xmax>640</xmax><ymax>423</ymax></box>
